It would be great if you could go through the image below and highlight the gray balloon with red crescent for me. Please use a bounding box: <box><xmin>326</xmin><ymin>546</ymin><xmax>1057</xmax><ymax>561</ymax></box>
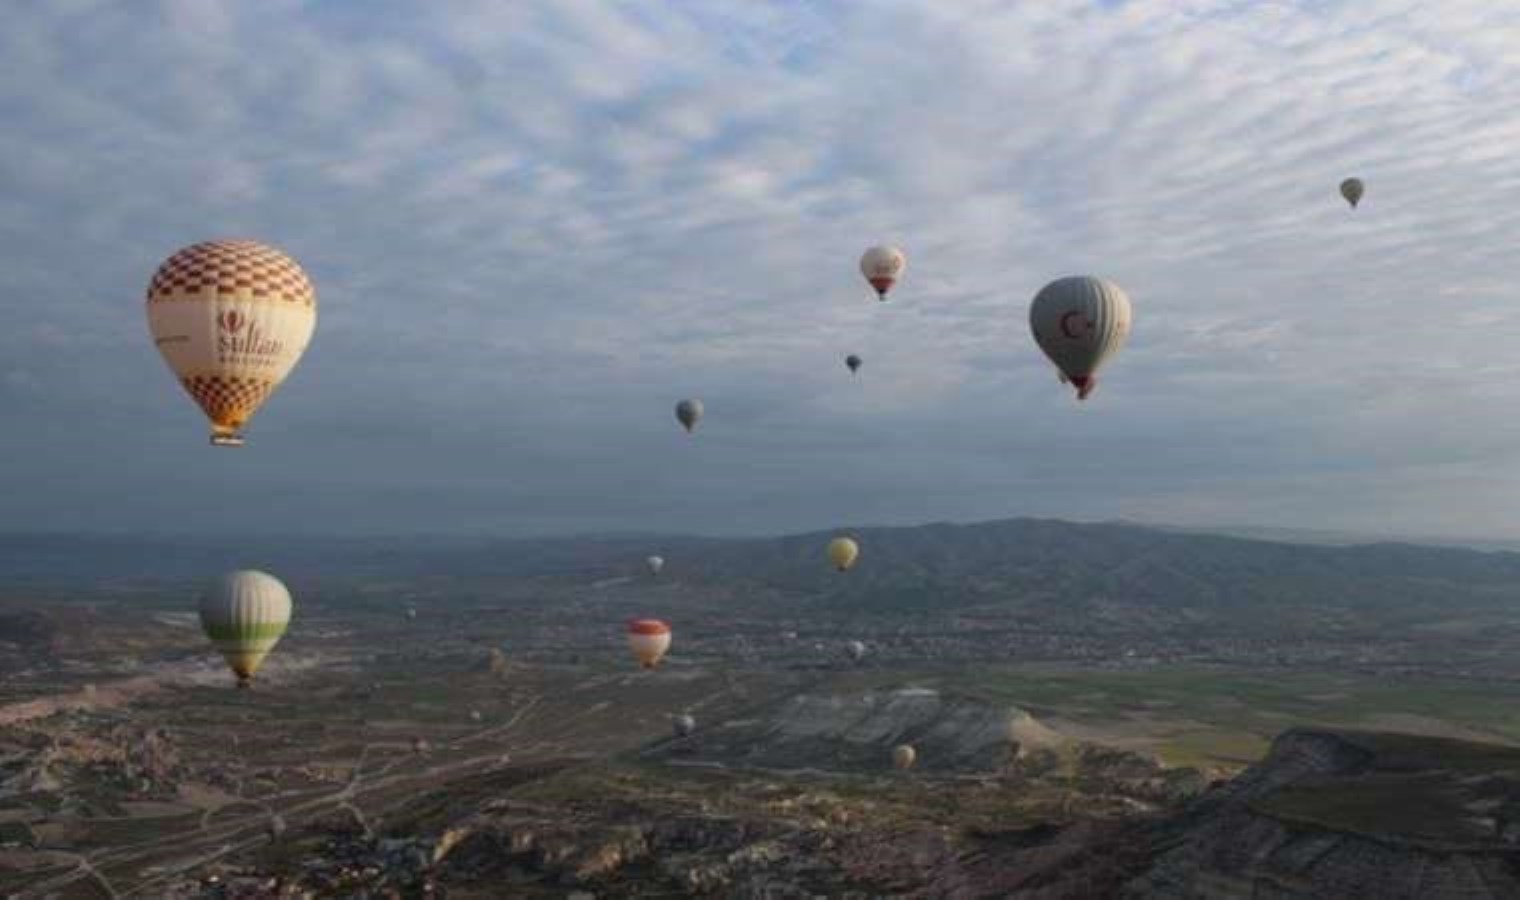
<box><xmin>1029</xmin><ymin>276</ymin><xmax>1132</xmax><ymax>401</ymax></box>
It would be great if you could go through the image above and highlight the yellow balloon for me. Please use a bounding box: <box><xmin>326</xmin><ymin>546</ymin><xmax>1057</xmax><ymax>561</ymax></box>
<box><xmin>145</xmin><ymin>240</ymin><xmax>317</xmax><ymax>446</ymax></box>
<box><xmin>827</xmin><ymin>536</ymin><xmax>860</xmax><ymax>572</ymax></box>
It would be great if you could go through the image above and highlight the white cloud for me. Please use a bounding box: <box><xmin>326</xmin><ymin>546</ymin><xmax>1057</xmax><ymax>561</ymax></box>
<box><xmin>2</xmin><ymin>0</ymin><xmax>1520</xmax><ymax>536</ymax></box>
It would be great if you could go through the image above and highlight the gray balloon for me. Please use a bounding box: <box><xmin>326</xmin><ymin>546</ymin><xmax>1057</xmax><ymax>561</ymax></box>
<box><xmin>1340</xmin><ymin>177</ymin><xmax>1364</xmax><ymax>208</ymax></box>
<box><xmin>675</xmin><ymin>399</ymin><xmax>704</xmax><ymax>433</ymax></box>
<box><xmin>846</xmin><ymin>354</ymin><xmax>862</xmax><ymax>373</ymax></box>
<box><xmin>673</xmin><ymin>714</ymin><xmax>696</xmax><ymax>737</ymax></box>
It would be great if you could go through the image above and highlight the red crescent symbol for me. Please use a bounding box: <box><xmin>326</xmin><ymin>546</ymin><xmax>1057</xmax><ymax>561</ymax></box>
<box><xmin>1059</xmin><ymin>311</ymin><xmax>1088</xmax><ymax>339</ymax></box>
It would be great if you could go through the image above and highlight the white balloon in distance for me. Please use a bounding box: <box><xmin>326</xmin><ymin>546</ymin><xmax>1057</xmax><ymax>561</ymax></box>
<box><xmin>145</xmin><ymin>240</ymin><xmax>317</xmax><ymax>446</ymax></box>
<box><xmin>859</xmin><ymin>246</ymin><xmax>906</xmax><ymax>300</ymax></box>
<box><xmin>1028</xmin><ymin>276</ymin><xmax>1132</xmax><ymax>401</ymax></box>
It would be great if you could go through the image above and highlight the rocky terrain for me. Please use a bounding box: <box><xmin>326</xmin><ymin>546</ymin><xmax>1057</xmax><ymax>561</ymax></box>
<box><xmin>2</xmin><ymin>520</ymin><xmax>1520</xmax><ymax>895</ymax></box>
<box><xmin>1127</xmin><ymin>729</ymin><xmax>1520</xmax><ymax>898</ymax></box>
<box><xmin>149</xmin><ymin>725</ymin><xmax>1520</xmax><ymax>897</ymax></box>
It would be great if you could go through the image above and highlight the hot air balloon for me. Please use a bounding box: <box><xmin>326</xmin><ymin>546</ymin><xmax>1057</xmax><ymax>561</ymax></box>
<box><xmin>673</xmin><ymin>714</ymin><xmax>696</xmax><ymax>738</ymax></box>
<box><xmin>675</xmin><ymin>399</ymin><xmax>703</xmax><ymax>433</ymax></box>
<box><xmin>199</xmin><ymin>570</ymin><xmax>292</xmax><ymax>688</ymax></box>
<box><xmin>1340</xmin><ymin>177</ymin><xmax>1364</xmax><ymax>209</ymax></box>
<box><xmin>846</xmin><ymin>354</ymin><xmax>862</xmax><ymax>374</ymax></box>
<box><xmin>846</xmin><ymin>640</ymin><xmax>867</xmax><ymax>663</ymax></box>
<box><xmin>1029</xmin><ymin>276</ymin><xmax>1132</xmax><ymax>401</ymax></box>
<box><xmin>646</xmin><ymin>555</ymin><xmax>665</xmax><ymax>576</ymax></box>
<box><xmin>827</xmin><ymin>537</ymin><xmax>860</xmax><ymax>572</ymax></box>
<box><xmin>859</xmin><ymin>246</ymin><xmax>906</xmax><ymax>300</ymax></box>
<box><xmin>627</xmin><ymin>618</ymin><xmax>672</xmax><ymax>669</ymax></box>
<box><xmin>470</xmin><ymin>710</ymin><xmax>483</xmax><ymax>723</ymax></box>
<box><xmin>404</xmin><ymin>607</ymin><xmax>417</xmax><ymax>621</ymax></box>
<box><xmin>893</xmin><ymin>744</ymin><xmax>917</xmax><ymax>770</ymax></box>
<box><xmin>145</xmin><ymin>240</ymin><xmax>317</xmax><ymax>447</ymax></box>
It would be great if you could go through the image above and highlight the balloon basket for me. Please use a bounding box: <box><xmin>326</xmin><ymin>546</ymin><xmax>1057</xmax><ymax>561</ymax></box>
<box><xmin>210</xmin><ymin>433</ymin><xmax>246</xmax><ymax>448</ymax></box>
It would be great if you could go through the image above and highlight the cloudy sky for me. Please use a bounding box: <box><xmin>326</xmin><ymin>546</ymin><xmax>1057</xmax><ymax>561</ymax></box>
<box><xmin>3</xmin><ymin>0</ymin><xmax>1520</xmax><ymax>539</ymax></box>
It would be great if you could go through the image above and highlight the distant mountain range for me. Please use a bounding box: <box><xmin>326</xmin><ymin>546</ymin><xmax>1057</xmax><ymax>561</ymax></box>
<box><xmin>6</xmin><ymin>518</ymin><xmax>1520</xmax><ymax>627</ymax></box>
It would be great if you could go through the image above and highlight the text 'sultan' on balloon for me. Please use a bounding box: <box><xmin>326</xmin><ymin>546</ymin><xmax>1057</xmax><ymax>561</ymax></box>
<box><xmin>827</xmin><ymin>536</ymin><xmax>860</xmax><ymax>572</ymax></box>
<box><xmin>859</xmin><ymin>246</ymin><xmax>906</xmax><ymax>300</ymax></box>
<box><xmin>627</xmin><ymin>618</ymin><xmax>672</xmax><ymax>668</ymax></box>
<box><xmin>1340</xmin><ymin>177</ymin><xmax>1364</xmax><ymax>209</ymax></box>
<box><xmin>675</xmin><ymin>399</ymin><xmax>703</xmax><ymax>433</ymax></box>
<box><xmin>145</xmin><ymin>240</ymin><xmax>317</xmax><ymax>447</ymax></box>
<box><xmin>1029</xmin><ymin>276</ymin><xmax>1132</xmax><ymax>401</ymax></box>
<box><xmin>199</xmin><ymin>570</ymin><xmax>293</xmax><ymax>688</ymax></box>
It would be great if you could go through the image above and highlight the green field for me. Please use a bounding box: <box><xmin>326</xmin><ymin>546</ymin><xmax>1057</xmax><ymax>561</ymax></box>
<box><xmin>810</xmin><ymin>664</ymin><xmax>1520</xmax><ymax>770</ymax></box>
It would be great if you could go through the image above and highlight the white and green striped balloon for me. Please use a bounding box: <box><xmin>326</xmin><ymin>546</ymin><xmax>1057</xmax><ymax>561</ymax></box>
<box><xmin>199</xmin><ymin>570</ymin><xmax>292</xmax><ymax>688</ymax></box>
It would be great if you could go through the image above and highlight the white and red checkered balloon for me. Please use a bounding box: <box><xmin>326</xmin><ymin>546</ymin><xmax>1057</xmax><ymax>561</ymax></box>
<box><xmin>144</xmin><ymin>240</ymin><xmax>317</xmax><ymax>446</ymax></box>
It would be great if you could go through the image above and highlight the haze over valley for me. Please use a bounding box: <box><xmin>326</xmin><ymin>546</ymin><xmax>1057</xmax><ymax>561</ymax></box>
<box><xmin>7</xmin><ymin>1</ymin><xmax>1520</xmax><ymax>896</ymax></box>
<box><xmin>5</xmin><ymin>520</ymin><xmax>1520</xmax><ymax>896</ymax></box>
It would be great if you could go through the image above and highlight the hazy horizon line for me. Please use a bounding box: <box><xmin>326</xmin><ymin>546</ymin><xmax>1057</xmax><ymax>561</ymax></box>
<box><xmin>3</xmin><ymin>514</ymin><xmax>1518</xmax><ymax>553</ymax></box>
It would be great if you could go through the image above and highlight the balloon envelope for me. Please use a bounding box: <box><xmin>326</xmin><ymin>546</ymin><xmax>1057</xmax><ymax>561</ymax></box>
<box><xmin>199</xmin><ymin>570</ymin><xmax>292</xmax><ymax>687</ymax></box>
<box><xmin>675</xmin><ymin>399</ymin><xmax>703</xmax><ymax>433</ymax></box>
<box><xmin>846</xmin><ymin>640</ymin><xmax>867</xmax><ymax>662</ymax></box>
<box><xmin>893</xmin><ymin>744</ymin><xmax>917</xmax><ymax>770</ymax></box>
<box><xmin>145</xmin><ymin>240</ymin><xmax>317</xmax><ymax>446</ymax></box>
<box><xmin>859</xmin><ymin>246</ymin><xmax>906</xmax><ymax>300</ymax></box>
<box><xmin>627</xmin><ymin>618</ymin><xmax>672</xmax><ymax>668</ymax></box>
<box><xmin>673</xmin><ymin>714</ymin><xmax>696</xmax><ymax>737</ymax></box>
<box><xmin>846</xmin><ymin>354</ymin><xmax>862</xmax><ymax>374</ymax></box>
<box><xmin>646</xmin><ymin>555</ymin><xmax>665</xmax><ymax>576</ymax></box>
<box><xmin>1029</xmin><ymin>276</ymin><xmax>1132</xmax><ymax>400</ymax></box>
<box><xmin>827</xmin><ymin>537</ymin><xmax>860</xmax><ymax>572</ymax></box>
<box><xmin>1340</xmin><ymin>177</ymin><xmax>1364</xmax><ymax>208</ymax></box>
